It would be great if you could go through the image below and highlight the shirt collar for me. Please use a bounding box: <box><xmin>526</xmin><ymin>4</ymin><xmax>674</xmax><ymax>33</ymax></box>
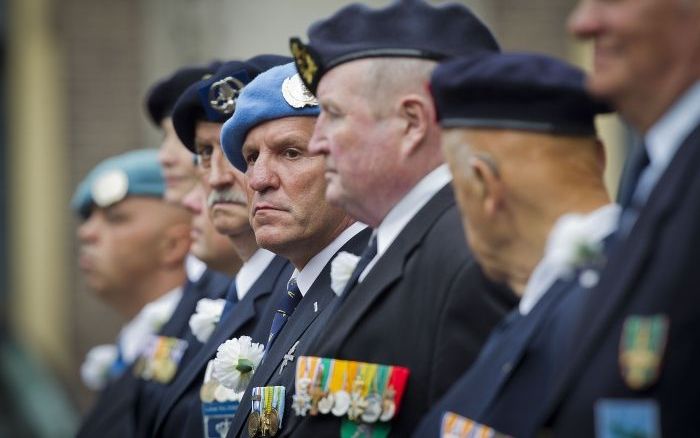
<box><xmin>645</xmin><ymin>80</ymin><xmax>700</xmax><ymax>173</ymax></box>
<box><xmin>118</xmin><ymin>286</ymin><xmax>183</xmax><ymax>362</ymax></box>
<box><xmin>235</xmin><ymin>249</ymin><xmax>276</xmax><ymax>301</ymax></box>
<box><xmin>519</xmin><ymin>203</ymin><xmax>621</xmax><ymax>316</ymax></box>
<box><xmin>375</xmin><ymin>164</ymin><xmax>452</xmax><ymax>257</ymax></box>
<box><xmin>290</xmin><ymin>222</ymin><xmax>368</xmax><ymax>297</ymax></box>
<box><xmin>185</xmin><ymin>254</ymin><xmax>207</xmax><ymax>283</ymax></box>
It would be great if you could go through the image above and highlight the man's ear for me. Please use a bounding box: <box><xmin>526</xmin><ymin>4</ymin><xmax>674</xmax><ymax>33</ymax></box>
<box><xmin>469</xmin><ymin>155</ymin><xmax>503</xmax><ymax>217</ymax></box>
<box><xmin>159</xmin><ymin>222</ymin><xmax>192</xmax><ymax>268</ymax></box>
<box><xmin>397</xmin><ymin>94</ymin><xmax>433</xmax><ymax>157</ymax></box>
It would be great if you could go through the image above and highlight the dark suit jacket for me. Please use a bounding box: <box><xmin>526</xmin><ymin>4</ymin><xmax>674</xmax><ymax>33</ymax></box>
<box><xmin>150</xmin><ymin>256</ymin><xmax>292</xmax><ymax>438</ymax></box>
<box><xmin>226</xmin><ymin>228</ymin><xmax>372</xmax><ymax>438</ymax></box>
<box><xmin>412</xmin><ymin>278</ymin><xmax>587</xmax><ymax>437</ymax></box>
<box><xmin>133</xmin><ymin>269</ymin><xmax>231</xmax><ymax>438</ymax></box>
<box><xmin>541</xmin><ymin>124</ymin><xmax>700</xmax><ymax>437</ymax></box>
<box><xmin>286</xmin><ymin>184</ymin><xmax>517</xmax><ymax>437</ymax></box>
<box><xmin>77</xmin><ymin>268</ymin><xmax>231</xmax><ymax>438</ymax></box>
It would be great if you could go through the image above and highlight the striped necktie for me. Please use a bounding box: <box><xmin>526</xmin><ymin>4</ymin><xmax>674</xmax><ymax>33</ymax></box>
<box><xmin>267</xmin><ymin>278</ymin><xmax>302</xmax><ymax>348</ymax></box>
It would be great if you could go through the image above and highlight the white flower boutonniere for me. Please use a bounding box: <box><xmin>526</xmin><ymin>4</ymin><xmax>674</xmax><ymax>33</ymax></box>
<box><xmin>330</xmin><ymin>251</ymin><xmax>361</xmax><ymax>296</ymax></box>
<box><xmin>212</xmin><ymin>336</ymin><xmax>265</xmax><ymax>392</ymax></box>
<box><xmin>189</xmin><ymin>298</ymin><xmax>227</xmax><ymax>343</ymax></box>
<box><xmin>80</xmin><ymin>344</ymin><xmax>118</xmax><ymax>390</ymax></box>
<box><xmin>548</xmin><ymin>213</ymin><xmax>608</xmax><ymax>288</ymax></box>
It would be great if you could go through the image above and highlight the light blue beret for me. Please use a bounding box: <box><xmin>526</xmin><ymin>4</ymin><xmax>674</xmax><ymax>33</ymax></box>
<box><xmin>71</xmin><ymin>149</ymin><xmax>165</xmax><ymax>218</ymax></box>
<box><xmin>221</xmin><ymin>62</ymin><xmax>320</xmax><ymax>172</ymax></box>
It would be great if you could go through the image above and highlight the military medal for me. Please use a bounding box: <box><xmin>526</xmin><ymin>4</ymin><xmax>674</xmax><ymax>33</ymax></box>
<box><xmin>619</xmin><ymin>314</ymin><xmax>669</xmax><ymax>390</ymax></box>
<box><xmin>317</xmin><ymin>358</ymin><xmax>335</xmax><ymax>414</ymax></box>
<box><xmin>440</xmin><ymin>411</ymin><xmax>511</xmax><ymax>438</ymax></box>
<box><xmin>294</xmin><ymin>357</ymin><xmax>410</xmax><ymax>438</ymax></box>
<box><xmin>249</xmin><ymin>386</ymin><xmax>285</xmax><ymax>437</ymax></box>
<box><xmin>136</xmin><ymin>336</ymin><xmax>188</xmax><ymax>383</ymax></box>
<box><xmin>379</xmin><ymin>386</ymin><xmax>396</xmax><ymax>422</ymax></box>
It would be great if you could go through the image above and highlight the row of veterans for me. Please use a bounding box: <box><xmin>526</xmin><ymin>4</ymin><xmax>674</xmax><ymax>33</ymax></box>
<box><xmin>72</xmin><ymin>0</ymin><xmax>700</xmax><ymax>437</ymax></box>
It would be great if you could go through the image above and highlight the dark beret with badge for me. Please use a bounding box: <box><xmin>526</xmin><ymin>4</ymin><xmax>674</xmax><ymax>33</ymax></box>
<box><xmin>145</xmin><ymin>61</ymin><xmax>222</xmax><ymax>126</ymax></box>
<box><xmin>289</xmin><ymin>0</ymin><xmax>500</xmax><ymax>93</ymax></box>
<box><xmin>430</xmin><ymin>51</ymin><xmax>612</xmax><ymax>136</ymax></box>
<box><xmin>170</xmin><ymin>55</ymin><xmax>291</xmax><ymax>152</ymax></box>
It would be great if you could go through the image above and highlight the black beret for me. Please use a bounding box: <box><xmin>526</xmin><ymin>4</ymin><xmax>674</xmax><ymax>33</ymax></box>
<box><xmin>290</xmin><ymin>0</ymin><xmax>499</xmax><ymax>93</ymax></box>
<box><xmin>431</xmin><ymin>52</ymin><xmax>611</xmax><ymax>136</ymax></box>
<box><xmin>171</xmin><ymin>55</ymin><xmax>291</xmax><ymax>152</ymax></box>
<box><xmin>144</xmin><ymin>61</ymin><xmax>222</xmax><ymax>126</ymax></box>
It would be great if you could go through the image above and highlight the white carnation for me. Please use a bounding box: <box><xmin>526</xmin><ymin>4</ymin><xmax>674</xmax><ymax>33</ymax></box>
<box><xmin>546</xmin><ymin>213</ymin><xmax>603</xmax><ymax>277</ymax></box>
<box><xmin>330</xmin><ymin>251</ymin><xmax>361</xmax><ymax>296</ymax></box>
<box><xmin>189</xmin><ymin>298</ymin><xmax>227</xmax><ymax>343</ymax></box>
<box><xmin>212</xmin><ymin>336</ymin><xmax>265</xmax><ymax>392</ymax></box>
<box><xmin>80</xmin><ymin>344</ymin><xmax>118</xmax><ymax>390</ymax></box>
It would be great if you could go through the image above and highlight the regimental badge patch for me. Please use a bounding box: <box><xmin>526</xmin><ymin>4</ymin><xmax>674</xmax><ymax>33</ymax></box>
<box><xmin>619</xmin><ymin>314</ymin><xmax>669</xmax><ymax>390</ymax></box>
<box><xmin>293</xmin><ymin>356</ymin><xmax>409</xmax><ymax>438</ymax></box>
<box><xmin>595</xmin><ymin>399</ymin><xmax>661</xmax><ymax>438</ymax></box>
<box><xmin>440</xmin><ymin>412</ymin><xmax>512</xmax><ymax>438</ymax></box>
<box><xmin>133</xmin><ymin>335</ymin><xmax>188</xmax><ymax>384</ymax></box>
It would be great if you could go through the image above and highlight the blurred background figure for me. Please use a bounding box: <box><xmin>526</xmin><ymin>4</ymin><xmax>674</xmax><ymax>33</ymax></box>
<box><xmin>0</xmin><ymin>1</ymin><xmax>627</xmax><ymax>436</ymax></box>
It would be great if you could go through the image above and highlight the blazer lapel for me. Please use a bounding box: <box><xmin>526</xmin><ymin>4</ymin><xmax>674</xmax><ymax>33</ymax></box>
<box><xmin>154</xmin><ymin>256</ymin><xmax>290</xmax><ymax>432</ymax></box>
<box><xmin>315</xmin><ymin>184</ymin><xmax>456</xmax><ymax>356</ymax></box>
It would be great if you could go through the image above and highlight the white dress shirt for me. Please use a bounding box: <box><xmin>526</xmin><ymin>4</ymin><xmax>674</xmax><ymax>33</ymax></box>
<box><xmin>360</xmin><ymin>164</ymin><xmax>452</xmax><ymax>281</ymax></box>
<box><xmin>235</xmin><ymin>249</ymin><xmax>277</xmax><ymax>301</ymax></box>
<box><xmin>290</xmin><ymin>222</ymin><xmax>368</xmax><ymax>297</ymax></box>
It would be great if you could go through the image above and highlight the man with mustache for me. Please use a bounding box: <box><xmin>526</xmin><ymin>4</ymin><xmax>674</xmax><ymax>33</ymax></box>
<box><xmin>537</xmin><ymin>0</ymin><xmax>700</xmax><ymax>436</ymax></box>
<box><xmin>147</xmin><ymin>57</ymin><xmax>295</xmax><ymax>438</ymax></box>
<box><xmin>74</xmin><ymin>149</ymin><xmax>193</xmax><ymax>438</ymax></box>
<box><xmin>220</xmin><ymin>62</ymin><xmax>370</xmax><ymax>438</ymax></box>
<box><xmin>286</xmin><ymin>1</ymin><xmax>516</xmax><ymax>435</ymax></box>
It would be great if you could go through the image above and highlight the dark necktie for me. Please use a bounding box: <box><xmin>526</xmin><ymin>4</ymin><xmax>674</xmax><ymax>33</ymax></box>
<box><xmin>615</xmin><ymin>143</ymin><xmax>651</xmax><ymax>240</ymax></box>
<box><xmin>338</xmin><ymin>234</ymin><xmax>378</xmax><ymax>302</ymax></box>
<box><xmin>267</xmin><ymin>278</ymin><xmax>303</xmax><ymax>348</ymax></box>
<box><xmin>220</xmin><ymin>280</ymin><xmax>239</xmax><ymax>320</ymax></box>
<box><xmin>617</xmin><ymin>143</ymin><xmax>650</xmax><ymax>209</ymax></box>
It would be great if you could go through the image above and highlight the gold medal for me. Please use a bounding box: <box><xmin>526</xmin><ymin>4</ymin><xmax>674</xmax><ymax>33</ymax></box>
<box><xmin>261</xmin><ymin>409</ymin><xmax>279</xmax><ymax>436</ymax></box>
<box><xmin>156</xmin><ymin>359</ymin><xmax>177</xmax><ymax>383</ymax></box>
<box><xmin>248</xmin><ymin>411</ymin><xmax>261</xmax><ymax>437</ymax></box>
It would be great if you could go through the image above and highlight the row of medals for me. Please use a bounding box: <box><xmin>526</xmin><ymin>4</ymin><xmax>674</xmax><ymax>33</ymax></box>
<box><xmin>293</xmin><ymin>375</ymin><xmax>396</xmax><ymax>423</ymax></box>
<box><xmin>248</xmin><ymin>390</ymin><xmax>280</xmax><ymax>438</ymax></box>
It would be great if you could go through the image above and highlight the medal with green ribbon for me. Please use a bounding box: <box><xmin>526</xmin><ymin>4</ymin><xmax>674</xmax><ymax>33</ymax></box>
<box><xmin>619</xmin><ymin>314</ymin><xmax>668</xmax><ymax>390</ymax></box>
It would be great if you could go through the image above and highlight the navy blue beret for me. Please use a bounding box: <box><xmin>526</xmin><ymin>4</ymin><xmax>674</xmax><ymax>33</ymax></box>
<box><xmin>221</xmin><ymin>63</ymin><xmax>320</xmax><ymax>172</ymax></box>
<box><xmin>144</xmin><ymin>61</ymin><xmax>222</xmax><ymax>126</ymax></box>
<box><xmin>171</xmin><ymin>55</ymin><xmax>291</xmax><ymax>152</ymax></box>
<box><xmin>290</xmin><ymin>0</ymin><xmax>499</xmax><ymax>93</ymax></box>
<box><xmin>431</xmin><ymin>52</ymin><xmax>611</xmax><ymax>136</ymax></box>
<box><xmin>71</xmin><ymin>149</ymin><xmax>165</xmax><ymax>218</ymax></box>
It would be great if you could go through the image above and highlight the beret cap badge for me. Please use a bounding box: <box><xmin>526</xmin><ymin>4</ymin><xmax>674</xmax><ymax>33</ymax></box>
<box><xmin>282</xmin><ymin>74</ymin><xmax>318</xmax><ymax>109</ymax></box>
<box><xmin>208</xmin><ymin>76</ymin><xmax>246</xmax><ymax>116</ymax></box>
<box><xmin>91</xmin><ymin>169</ymin><xmax>129</xmax><ymax>208</ymax></box>
<box><xmin>290</xmin><ymin>38</ymin><xmax>320</xmax><ymax>93</ymax></box>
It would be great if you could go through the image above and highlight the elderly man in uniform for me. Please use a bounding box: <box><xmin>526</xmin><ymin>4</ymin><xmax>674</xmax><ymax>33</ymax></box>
<box><xmin>284</xmin><ymin>1</ymin><xmax>517</xmax><ymax>436</ymax></box>
<box><xmin>412</xmin><ymin>52</ymin><xmax>614</xmax><ymax>438</ymax></box>
<box><xmin>74</xmin><ymin>149</ymin><xmax>192</xmax><ymax>438</ymax></box>
<box><xmin>142</xmin><ymin>57</ymin><xmax>294</xmax><ymax>438</ymax></box>
<box><xmin>536</xmin><ymin>0</ymin><xmax>700</xmax><ymax>436</ymax></box>
<box><xmin>219</xmin><ymin>62</ymin><xmax>370</xmax><ymax>438</ymax></box>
